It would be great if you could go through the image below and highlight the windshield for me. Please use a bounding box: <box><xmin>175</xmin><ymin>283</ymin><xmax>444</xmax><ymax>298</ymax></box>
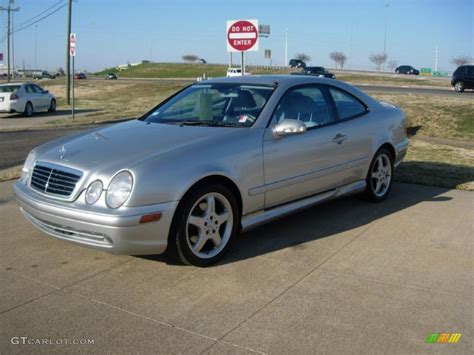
<box><xmin>142</xmin><ymin>83</ymin><xmax>275</xmax><ymax>127</ymax></box>
<box><xmin>0</xmin><ymin>85</ymin><xmax>20</xmax><ymax>93</ymax></box>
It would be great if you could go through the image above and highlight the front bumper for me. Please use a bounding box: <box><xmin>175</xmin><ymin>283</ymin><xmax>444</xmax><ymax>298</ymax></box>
<box><xmin>13</xmin><ymin>181</ymin><xmax>178</xmax><ymax>255</ymax></box>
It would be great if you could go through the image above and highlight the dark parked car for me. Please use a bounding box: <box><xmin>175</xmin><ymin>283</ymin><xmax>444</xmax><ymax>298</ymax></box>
<box><xmin>74</xmin><ymin>73</ymin><xmax>87</xmax><ymax>80</ymax></box>
<box><xmin>33</xmin><ymin>71</ymin><xmax>56</xmax><ymax>80</ymax></box>
<box><xmin>106</xmin><ymin>73</ymin><xmax>118</xmax><ymax>80</ymax></box>
<box><xmin>289</xmin><ymin>59</ymin><xmax>306</xmax><ymax>69</ymax></box>
<box><xmin>395</xmin><ymin>65</ymin><xmax>419</xmax><ymax>75</ymax></box>
<box><xmin>451</xmin><ymin>65</ymin><xmax>474</xmax><ymax>92</ymax></box>
<box><xmin>301</xmin><ymin>66</ymin><xmax>336</xmax><ymax>79</ymax></box>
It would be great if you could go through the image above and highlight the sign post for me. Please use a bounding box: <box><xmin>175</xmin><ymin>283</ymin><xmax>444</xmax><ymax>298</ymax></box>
<box><xmin>226</xmin><ymin>19</ymin><xmax>259</xmax><ymax>76</ymax></box>
<box><xmin>69</xmin><ymin>33</ymin><xmax>76</xmax><ymax>120</ymax></box>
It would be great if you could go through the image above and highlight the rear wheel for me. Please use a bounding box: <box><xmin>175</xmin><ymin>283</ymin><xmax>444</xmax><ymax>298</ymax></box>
<box><xmin>454</xmin><ymin>81</ymin><xmax>464</xmax><ymax>92</ymax></box>
<box><xmin>48</xmin><ymin>99</ymin><xmax>56</xmax><ymax>112</ymax></box>
<box><xmin>171</xmin><ymin>184</ymin><xmax>239</xmax><ymax>267</ymax></box>
<box><xmin>24</xmin><ymin>102</ymin><xmax>33</xmax><ymax>117</ymax></box>
<box><xmin>362</xmin><ymin>148</ymin><xmax>394</xmax><ymax>202</ymax></box>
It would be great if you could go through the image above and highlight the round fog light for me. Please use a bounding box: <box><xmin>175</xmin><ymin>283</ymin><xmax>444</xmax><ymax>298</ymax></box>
<box><xmin>85</xmin><ymin>180</ymin><xmax>103</xmax><ymax>205</ymax></box>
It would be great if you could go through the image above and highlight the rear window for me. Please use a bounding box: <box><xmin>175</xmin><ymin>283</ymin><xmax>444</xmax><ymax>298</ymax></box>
<box><xmin>0</xmin><ymin>85</ymin><xmax>20</xmax><ymax>93</ymax></box>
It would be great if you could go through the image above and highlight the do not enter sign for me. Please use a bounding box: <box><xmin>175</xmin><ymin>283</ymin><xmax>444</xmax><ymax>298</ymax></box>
<box><xmin>226</xmin><ymin>19</ymin><xmax>259</xmax><ymax>52</ymax></box>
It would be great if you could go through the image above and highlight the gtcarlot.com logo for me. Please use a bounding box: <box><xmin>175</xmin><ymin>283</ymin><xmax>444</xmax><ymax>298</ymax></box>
<box><xmin>426</xmin><ymin>333</ymin><xmax>462</xmax><ymax>344</ymax></box>
<box><xmin>11</xmin><ymin>337</ymin><xmax>95</xmax><ymax>346</ymax></box>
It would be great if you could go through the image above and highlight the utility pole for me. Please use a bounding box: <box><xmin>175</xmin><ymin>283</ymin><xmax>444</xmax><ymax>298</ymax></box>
<box><xmin>0</xmin><ymin>0</ymin><xmax>19</xmax><ymax>82</ymax></box>
<box><xmin>284</xmin><ymin>28</ymin><xmax>288</xmax><ymax>66</ymax></box>
<box><xmin>65</xmin><ymin>0</ymin><xmax>72</xmax><ymax>105</ymax></box>
<box><xmin>434</xmin><ymin>45</ymin><xmax>438</xmax><ymax>72</ymax></box>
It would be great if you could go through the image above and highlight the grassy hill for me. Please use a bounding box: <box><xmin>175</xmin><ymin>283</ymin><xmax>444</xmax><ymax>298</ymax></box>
<box><xmin>95</xmin><ymin>62</ymin><xmax>289</xmax><ymax>79</ymax></box>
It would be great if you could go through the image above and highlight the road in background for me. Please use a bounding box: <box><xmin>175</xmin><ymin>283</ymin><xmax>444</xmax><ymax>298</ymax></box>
<box><xmin>0</xmin><ymin>127</ymin><xmax>87</xmax><ymax>169</ymax></box>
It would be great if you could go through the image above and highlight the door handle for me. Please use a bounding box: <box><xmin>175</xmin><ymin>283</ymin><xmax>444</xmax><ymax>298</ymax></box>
<box><xmin>333</xmin><ymin>134</ymin><xmax>347</xmax><ymax>144</ymax></box>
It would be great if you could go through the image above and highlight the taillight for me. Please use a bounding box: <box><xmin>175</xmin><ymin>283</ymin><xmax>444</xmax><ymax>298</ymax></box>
<box><xmin>10</xmin><ymin>94</ymin><xmax>19</xmax><ymax>100</ymax></box>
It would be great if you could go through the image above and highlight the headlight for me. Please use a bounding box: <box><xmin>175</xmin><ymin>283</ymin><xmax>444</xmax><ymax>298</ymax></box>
<box><xmin>85</xmin><ymin>180</ymin><xmax>103</xmax><ymax>205</ymax></box>
<box><xmin>20</xmin><ymin>150</ymin><xmax>36</xmax><ymax>183</ymax></box>
<box><xmin>106</xmin><ymin>171</ymin><xmax>133</xmax><ymax>208</ymax></box>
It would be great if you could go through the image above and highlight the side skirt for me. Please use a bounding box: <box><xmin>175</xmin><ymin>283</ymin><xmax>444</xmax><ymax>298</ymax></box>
<box><xmin>240</xmin><ymin>180</ymin><xmax>366</xmax><ymax>232</ymax></box>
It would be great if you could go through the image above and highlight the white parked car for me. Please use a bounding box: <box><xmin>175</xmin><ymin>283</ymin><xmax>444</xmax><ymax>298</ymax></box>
<box><xmin>0</xmin><ymin>83</ymin><xmax>56</xmax><ymax>117</ymax></box>
<box><xmin>226</xmin><ymin>68</ymin><xmax>251</xmax><ymax>77</ymax></box>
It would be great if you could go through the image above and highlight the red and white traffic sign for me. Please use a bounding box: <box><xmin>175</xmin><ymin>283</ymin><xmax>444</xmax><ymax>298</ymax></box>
<box><xmin>69</xmin><ymin>33</ymin><xmax>76</xmax><ymax>57</ymax></box>
<box><xmin>226</xmin><ymin>19</ymin><xmax>259</xmax><ymax>52</ymax></box>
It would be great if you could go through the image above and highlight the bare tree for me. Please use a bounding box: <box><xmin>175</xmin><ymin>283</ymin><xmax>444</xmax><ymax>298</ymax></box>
<box><xmin>369</xmin><ymin>53</ymin><xmax>388</xmax><ymax>71</ymax></box>
<box><xmin>387</xmin><ymin>59</ymin><xmax>399</xmax><ymax>71</ymax></box>
<box><xmin>329</xmin><ymin>51</ymin><xmax>347</xmax><ymax>69</ymax></box>
<box><xmin>450</xmin><ymin>55</ymin><xmax>472</xmax><ymax>67</ymax></box>
<box><xmin>182</xmin><ymin>54</ymin><xmax>199</xmax><ymax>63</ymax></box>
<box><xmin>295</xmin><ymin>53</ymin><xmax>311</xmax><ymax>63</ymax></box>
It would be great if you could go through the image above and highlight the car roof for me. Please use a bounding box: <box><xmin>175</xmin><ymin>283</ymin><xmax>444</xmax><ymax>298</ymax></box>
<box><xmin>203</xmin><ymin>74</ymin><xmax>336</xmax><ymax>86</ymax></box>
<box><xmin>0</xmin><ymin>82</ymin><xmax>29</xmax><ymax>86</ymax></box>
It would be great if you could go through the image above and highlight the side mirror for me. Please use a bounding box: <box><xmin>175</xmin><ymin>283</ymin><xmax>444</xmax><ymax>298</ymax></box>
<box><xmin>274</xmin><ymin>119</ymin><xmax>307</xmax><ymax>137</ymax></box>
<box><xmin>44</xmin><ymin>90</ymin><xmax>49</xmax><ymax>94</ymax></box>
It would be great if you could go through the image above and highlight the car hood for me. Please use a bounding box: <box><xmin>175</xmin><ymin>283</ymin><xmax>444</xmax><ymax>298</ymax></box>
<box><xmin>37</xmin><ymin>120</ymin><xmax>239</xmax><ymax>173</ymax></box>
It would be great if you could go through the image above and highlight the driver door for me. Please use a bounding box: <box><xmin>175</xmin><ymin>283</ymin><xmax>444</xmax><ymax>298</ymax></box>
<box><xmin>263</xmin><ymin>85</ymin><xmax>347</xmax><ymax>208</ymax></box>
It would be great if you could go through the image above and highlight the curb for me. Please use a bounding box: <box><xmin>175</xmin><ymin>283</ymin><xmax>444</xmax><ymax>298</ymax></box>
<box><xmin>0</xmin><ymin>165</ymin><xmax>21</xmax><ymax>183</ymax></box>
<box><xmin>0</xmin><ymin>117</ymin><xmax>134</xmax><ymax>133</ymax></box>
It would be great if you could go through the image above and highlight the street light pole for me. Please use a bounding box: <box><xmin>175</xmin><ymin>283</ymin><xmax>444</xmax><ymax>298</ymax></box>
<box><xmin>285</xmin><ymin>28</ymin><xmax>288</xmax><ymax>66</ymax></box>
<box><xmin>65</xmin><ymin>0</ymin><xmax>72</xmax><ymax>105</ymax></box>
<box><xmin>34</xmin><ymin>25</ymin><xmax>37</xmax><ymax>70</ymax></box>
<box><xmin>383</xmin><ymin>1</ymin><xmax>389</xmax><ymax>72</ymax></box>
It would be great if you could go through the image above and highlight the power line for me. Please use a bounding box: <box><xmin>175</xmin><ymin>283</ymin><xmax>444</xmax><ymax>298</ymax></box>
<box><xmin>13</xmin><ymin>3</ymin><xmax>67</xmax><ymax>34</ymax></box>
<box><xmin>14</xmin><ymin>0</ymin><xmax>64</xmax><ymax>30</ymax></box>
<box><xmin>0</xmin><ymin>1</ymin><xmax>67</xmax><ymax>43</ymax></box>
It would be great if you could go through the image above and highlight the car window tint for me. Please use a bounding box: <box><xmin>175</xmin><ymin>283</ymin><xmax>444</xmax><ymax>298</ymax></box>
<box><xmin>25</xmin><ymin>85</ymin><xmax>35</xmax><ymax>93</ymax></box>
<box><xmin>329</xmin><ymin>88</ymin><xmax>366</xmax><ymax>120</ymax></box>
<box><xmin>273</xmin><ymin>86</ymin><xmax>333</xmax><ymax>128</ymax></box>
<box><xmin>33</xmin><ymin>85</ymin><xmax>44</xmax><ymax>93</ymax></box>
<box><xmin>467</xmin><ymin>66</ymin><xmax>474</xmax><ymax>76</ymax></box>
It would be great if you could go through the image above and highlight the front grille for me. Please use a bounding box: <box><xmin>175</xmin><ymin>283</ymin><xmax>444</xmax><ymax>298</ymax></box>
<box><xmin>30</xmin><ymin>164</ymin><xmax>82</xmax><ymax>197</ymax></box>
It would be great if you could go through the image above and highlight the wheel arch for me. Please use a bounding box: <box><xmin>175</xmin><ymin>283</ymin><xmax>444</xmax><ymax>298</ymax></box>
<box><xmin>167</xmin><ymin>174</ymin><xmax>243</xmax><ymax>248</ymax></box>
<box><xmin>377</xmin><ymin>142</ymin><xmax>396</xmax><ymax>162</ymax></box>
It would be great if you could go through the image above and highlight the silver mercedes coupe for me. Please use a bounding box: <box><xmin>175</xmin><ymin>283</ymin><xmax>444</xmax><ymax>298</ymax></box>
<box><xmin>14</xmin><ymin>75</ymin><xmax>408</xmax><ymax>266</ymax></box>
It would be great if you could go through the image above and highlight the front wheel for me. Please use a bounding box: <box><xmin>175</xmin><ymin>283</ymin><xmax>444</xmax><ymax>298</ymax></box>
<box><xmin>48</xmin><ymin>99</ymin><xmax>56</xmax><ymax>112</ymax></box>
<box><xmin>454</xmin><ymin>81</ymin><xmax>464</xmax><ymax>92</ymax></box>
<box><xmin>362</xmin><ymin>148</ymin><xmax>394</xmax><ymax>202</ymax></box>
<box><xmin>171</xmin><ymin>184</ymin><xmax>239</xmax><ymax>267</ymax></box>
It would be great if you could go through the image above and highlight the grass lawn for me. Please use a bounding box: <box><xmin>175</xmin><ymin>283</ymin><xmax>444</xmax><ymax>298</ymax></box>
<box><xmin>36</xmin><ymin>80</ymin><xmax>472</xmax><ymax>191</ymax></box>
<box><xmin>93</xmin><ymin>63</ymin><xmax>451</xmax><ymax>88</ymax></box>
<box><xmin>371</xmin><ymin>93</ymin><xmax>474</xmax><ymax>141</ymax></box>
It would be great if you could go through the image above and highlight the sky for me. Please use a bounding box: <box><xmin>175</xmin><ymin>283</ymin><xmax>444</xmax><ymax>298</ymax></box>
<box><xmin>1</xmin><ymin>0</ymin><xmax>473</xmax><ymax>73</ymax></box>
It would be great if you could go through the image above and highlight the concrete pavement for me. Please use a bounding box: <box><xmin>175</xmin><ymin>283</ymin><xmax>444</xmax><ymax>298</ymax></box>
<box><xmin>0</xmin><ymin>181</ymin><xmax>472</xmax><ymax>353</ymax></box>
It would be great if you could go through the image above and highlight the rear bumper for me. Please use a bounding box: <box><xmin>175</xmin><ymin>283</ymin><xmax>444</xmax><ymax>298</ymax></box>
<box><xmin>13</xmin><ymin>181</ymin><xmax>178</xmax><ymax>255</ymax></box>
<box><xmin>0</xmin><ymin>101</ymin><xmax>22</xmax><ymax>113</ymax></box>
<box><xmin>394</xmin><ymin>138</ymin><xmax>409</xmax><ymax>167</ymax></box>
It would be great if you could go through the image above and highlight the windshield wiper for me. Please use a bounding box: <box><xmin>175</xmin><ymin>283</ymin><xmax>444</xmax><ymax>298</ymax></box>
<box><xmin>179</xmin><ymin>120</ymin><xmax>240</xmax><ymax>127</ymax></box>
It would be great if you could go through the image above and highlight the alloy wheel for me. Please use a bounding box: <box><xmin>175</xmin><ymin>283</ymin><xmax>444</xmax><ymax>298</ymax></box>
<box><xmin>185</xmin><ymin>192</ymin><xmax>233</xmax><ymax>259</ymax></box>
<box><xmin>371</xmin><ymin>153</ymin><xmax>392</xmax><ymax>197</ymax></box>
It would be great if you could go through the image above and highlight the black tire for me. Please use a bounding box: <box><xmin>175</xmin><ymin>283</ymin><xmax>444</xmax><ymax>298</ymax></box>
<box><xmin>361</xmin><ymin>148</ymin><xmax>394</xmax><ymax>202</ymax></box>
<box><xmin>24</xmin><ymin>102</ymin><xmax>33</xmax><ymax>117</ymax></box>
<box><xmin>48</xmin><ymin>99</ymin><xmax>56</xmax><ymax>112</ymax></box>
<box><xmin>454</xmin><ymin>81</ymin><xmax>464</xmax><ymax>92</ymax></box>
<box><xmin>170</xmin><ymin>184</ymin><xmax>240</xmax><ymax>267</ymax></box>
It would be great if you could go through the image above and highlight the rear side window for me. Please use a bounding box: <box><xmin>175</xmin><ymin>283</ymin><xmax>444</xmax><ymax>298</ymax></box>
<box><xmin>466</xmin><ymin>66</ymin><xmax>474</xmax><ymax>76</ymax></box>
<box><xmin>329</xmin><ymin>88</ymin><xmax>367</xmax><ymax>120</ymax></box>
<box><xmin>25</xmin><ymin>85</ymin><xmax>35</xmax><ymax>93</ymax></box>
